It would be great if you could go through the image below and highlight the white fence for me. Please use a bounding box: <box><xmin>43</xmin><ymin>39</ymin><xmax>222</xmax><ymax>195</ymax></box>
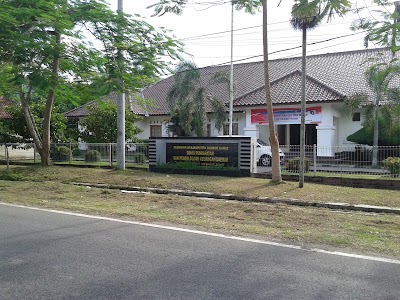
<box><xmin>1</xmin><ymin>143</ymin><xmax>400</xmax><ymax>177</ymax></box>
<box><xmin>257</xmin><ymin>144</ymin><xmax>400</xmax><ymax>176</ymax></box>
<box><xmin>0</xmin><ymin>142</ymin><xmax>149</xmax><ymax>166</ymax></box>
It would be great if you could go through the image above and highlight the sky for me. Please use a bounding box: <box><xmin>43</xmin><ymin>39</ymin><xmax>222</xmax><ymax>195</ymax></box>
<box><xmin>106</xmin><ymin>1</ymin><xmax>391</xmax><ymax>69</ymax></box>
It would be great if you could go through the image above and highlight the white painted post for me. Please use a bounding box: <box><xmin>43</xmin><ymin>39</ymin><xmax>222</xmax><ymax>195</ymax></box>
<box><xmin>313</xmin><ymin>144</ymin><xmax>317</xmax><ymax>176</ymax></box>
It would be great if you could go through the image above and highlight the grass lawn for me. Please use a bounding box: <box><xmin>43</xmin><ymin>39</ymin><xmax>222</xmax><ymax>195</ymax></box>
<box><xmin>1</xmin><ymin>165</ymin><xmax>400</xmax><ymax>258</ymax></box>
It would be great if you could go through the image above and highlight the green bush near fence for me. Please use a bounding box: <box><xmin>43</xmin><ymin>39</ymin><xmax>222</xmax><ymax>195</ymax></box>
<box><xmin>383</xmin><ymin>157</ymin><xmax>400</xmax><ymax>176</ymax></box>
<box><xmin>51</xmin><ymin>146</ymin><xmax>71</xmax><ymax>162</ymax></box>
<box><xmin>85</xmin><ymin>150</ymin><xmax>101</xmax><ymax>162</ymax></box>
<box><xmin>286</xmin><ymin>157</ymin><xmax>310</xmax><ymax>172</ymax></box>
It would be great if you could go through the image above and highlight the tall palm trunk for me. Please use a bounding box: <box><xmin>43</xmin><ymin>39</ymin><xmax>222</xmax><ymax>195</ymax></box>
<box><xmin>372</xmin><ymin>92</ymin><xmax>380</xmax><ymax>166</ymax></box>
<box><xmin>262</xmin><ymin>0</ymin><xmax>282</xmax><ymax>183</ymax></box>
<box><xmin>299</xmin><ymin>24</ymin><xmax>307</xmax><ymax>188</ymax></box>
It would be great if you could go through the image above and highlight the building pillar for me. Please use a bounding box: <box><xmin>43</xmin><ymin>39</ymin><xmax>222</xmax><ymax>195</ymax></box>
<box><xmin>316</xmin><ymin>125</ymin><xmax>336</xmax><ymax>157</ymax></box>
<box><xmin>243</xmin><ymin>125</ymin><xmax>258</xmax><ymax>137</ymax></box>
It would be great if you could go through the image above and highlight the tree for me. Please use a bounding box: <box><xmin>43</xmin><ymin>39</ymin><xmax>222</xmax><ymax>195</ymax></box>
<box><xmin>0</xmin><ymin>102</ymin><xmax>70</xmax><ymax>144</ymax></box>
<box><xmin>166</xmin><ymin>61</ymin><xmax>226</xmax><ymax>137</ymax></box>
<box><xmin>345</xmin><ymin>59</ymin><xmax>400</xmax><ymax>164</ymax></box>
<box><xmin>79</xmin><ymin>102</ymin><xmax>142</xmax><ymax>143</ymax></box>
<box><xmin>150</xmin><ymin>0</ymin><xmax>285</xmax><ymax>182</ymax></box>
<box><xmin>0</xmin><ymin>0</ymin><xmax>181</xmax><ymax>165</ymax></box>
<box><xmin>290</xmin><ymin>0</ymin><xmax>350</xmax><ymax>187</ymax></box>
<box><xmin>350</xmin><ymin>1</ymin><xmax>400</xmax><ymax>165</ymax></box>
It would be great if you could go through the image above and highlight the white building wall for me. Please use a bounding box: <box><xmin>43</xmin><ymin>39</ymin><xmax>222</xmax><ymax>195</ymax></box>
<box><xmin>135</xmin><ymin>103</ymin><xmax>365</xmax><ymax>154</ymax></box>
<box><xmin>135</xmin><ymin>116</ymin><xmax>169</xmax><ymax>140</ymax></box>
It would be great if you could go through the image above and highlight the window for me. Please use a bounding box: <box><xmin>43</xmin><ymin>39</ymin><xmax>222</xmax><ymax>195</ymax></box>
<box><xmin>207</xmin><ymin>124</ymin><xmax>211</xmax><ymax>137</ymax></box>
<box><xmin>352</xmin><ymin>112</ymin><xmax>361</xmax><ymax>122</ymax></box>
<box><xmin>223</xmin><ymin>123</ymin><xmax>238</xmax><ymax>135</ymax></box>
<box><xmin>150</xmin><ymin>125</ymin><xmax>162</xmax><ymax>137</ymax></box>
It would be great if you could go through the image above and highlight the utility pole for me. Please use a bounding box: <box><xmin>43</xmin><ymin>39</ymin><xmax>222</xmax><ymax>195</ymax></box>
<box><xmin>229</xmin><ymin>0</ymin><xmax>234</xmax><ymax>136</ymax></box>
<box><xmin>117</xmin><ymin>0</ymin><xmax>125</xmax><ymax>170</ymax></box>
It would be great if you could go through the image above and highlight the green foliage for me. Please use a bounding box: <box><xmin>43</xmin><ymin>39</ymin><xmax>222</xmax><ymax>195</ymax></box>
<box><xmin>351</xmin><ymin>1</ymin><xmax>400</xmax><ymax>53</ymax></box>
<box><xmin>0</xmin><ymin>103</ymin><xmax>70</xmax><ymax>143</ymax></box>
<box><xmin>0</xmin><ymin>0</ymin><xmax>182</xmax><ymax>164</ymax></box>
<box><xmin>51</xmin><ymin>146</ymin><xmax>71</xmax><ymax>162</ymax></box>
<box><xmin>383</xmin><ymin>157</ymin><xmax>400</xmax><ymax>176</ymax></box>
<box><xmin>85</xmin><ymin>150</ymin><xmax>101</xmax><ymax>163</ymax></box>
<box><xmin>148</xmin><ymin>0</ymin><xmax>261</xmax><ymax>16</ymax></box>
<box><xmin>166</xmin><ymin>61</ymin><xmax>228</xmax><ymax>137</ymax></box>
<box><xmin>286</xmin><ymin>157</ymin><xmax>310</xmax><ymax>172</ymax></box>
<box><xmin>79</xmin><ymin>101</ymin><xmax>142</xmax><ymax>143</ymax></box>
<box><xmin>347</xmin><ymin>114</ymin><xmax>400</xmax><ymax>146</ymax></box>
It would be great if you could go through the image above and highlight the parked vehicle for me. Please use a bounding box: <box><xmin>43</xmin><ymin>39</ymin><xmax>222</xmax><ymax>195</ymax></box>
<box><xmin>256</xmin><ymin>139</ymin><xmax>285</xmax><ymax>166</ymax></box>
<box><xmin>217</xmin><ymin>135</ymin><xmax>285</xmax><ymax>167</ymax></box>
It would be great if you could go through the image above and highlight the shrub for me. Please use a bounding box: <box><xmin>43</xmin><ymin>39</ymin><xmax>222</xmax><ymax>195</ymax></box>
<box><xmin>72</xmin><ymin>147</ymin><xmax>81</xmax><ymax>157</ymax></box>
<box><xmin>51</xmin><ymin>146</ymin><xmax>71</xmax><ymax>162</ymax></box>
<box><xmin>85</xmin><ymin>150</ymin><xmax>101</xmax><ymax>162</ymax></box>
<box><xmin>286</xmin><ymin>157</ymin><xmax>310</xmax><ymax>172</ymax></box>
<box><xmin>132</xmin><ymin>152</ymin><xmax>147</xmax><ymax>164</ymax></box>
<box><xmin>383</xmin><ymin>157</ymin><xmax>400</xmax><ymax>176</ymax></box>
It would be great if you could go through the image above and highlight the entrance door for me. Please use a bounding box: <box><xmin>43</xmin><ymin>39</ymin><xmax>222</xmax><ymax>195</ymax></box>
<box><xmin>289</xmin><ymin>124</ymin><xmax>317</xmax><ymax>146</ymax></box>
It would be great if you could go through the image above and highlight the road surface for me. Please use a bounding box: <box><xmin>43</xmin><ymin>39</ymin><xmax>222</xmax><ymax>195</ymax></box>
<box><xmin>0</xmin><ymin>203</ymin><xmax>399</xmax><ymax>300</ymax></box>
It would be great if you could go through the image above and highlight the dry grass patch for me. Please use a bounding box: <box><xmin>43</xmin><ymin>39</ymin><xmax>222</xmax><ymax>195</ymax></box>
<box><xmin>1</xmin><ymin>165</ymin><xmax>400</xmax><ymax>208</ymax></box>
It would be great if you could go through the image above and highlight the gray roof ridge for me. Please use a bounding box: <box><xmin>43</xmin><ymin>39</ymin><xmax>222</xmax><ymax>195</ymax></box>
<box><xmin>64</xmin><ymin>100</ymin><xmax>96</xmax><ymax>116</ymax></box>
<box><xmin>233</xmin><ymin>85</ymin><xmax>265</xmax><ymax>104</ymax></box>
<box><xmin>233</xmin><ymin>69</ymin><xmax>346</xmax><ymax>105</ymax></box>
<box><xmin>232</xmin><ymin>70</ymin><xmax>305</xmax><ymax>104</ymax></box>
<box><xmin>216</xmin><ymin>47</ymin><xmax>389</xmax><ymax>70</ymax></box>
<box><xmin>303</xmin><ymin>73</ymin><xmax>346</xmax><ymax>99</ymax></box>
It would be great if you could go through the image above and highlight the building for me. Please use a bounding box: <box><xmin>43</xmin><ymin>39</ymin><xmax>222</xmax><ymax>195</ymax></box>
<box><xmin>65</xmin><ymin>48</ymin><xmax>396</xmax><ymax>156</ymax></box>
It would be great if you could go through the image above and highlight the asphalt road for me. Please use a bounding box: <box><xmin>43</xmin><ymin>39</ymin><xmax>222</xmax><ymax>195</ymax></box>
<box><xmin>1</xmin><ymin>203</ymin><xmax>399</xmax><ymax>300</ymax></box>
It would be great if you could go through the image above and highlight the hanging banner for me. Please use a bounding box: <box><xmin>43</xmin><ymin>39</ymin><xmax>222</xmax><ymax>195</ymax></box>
<box><xmin>251</xmin><ymin>106</ymin><xmax>322</xmax><ymax>125</ymax></box>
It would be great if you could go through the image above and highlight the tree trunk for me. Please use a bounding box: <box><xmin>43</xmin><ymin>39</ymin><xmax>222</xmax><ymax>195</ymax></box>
<box><xmin>19</xmin><ymin>91</ymin><xmax>43</xmax><ymax>156</ymax></box>
<box><xmin>299</xmin><ymin>24</ymin><xmax>307</xmax><ymax>188</ymax></box>
<box><xmin>372</xmin><ymin>92</ymin><xmax>380</xmax><ymax>167</ymax></box>
<box><xmin>42</xmin><ymin>31</ymin><xmax>61</xmax><ymax>166</ymax></box>
<box><xmin>262</xmin><ymin>0</ymin><xmax>282</xmax><ymax>183</ymax></box>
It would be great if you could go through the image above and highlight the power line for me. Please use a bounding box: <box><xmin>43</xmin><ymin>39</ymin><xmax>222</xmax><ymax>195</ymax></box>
<box><xmin>161</xmin><ymin>30</ymin><xmax>367</xmax><ymax>76</ymax></box>
<box><xmin>175</xmin><ymin>3</ymin><xmax>386</xmax><ymax>42</ymax></box>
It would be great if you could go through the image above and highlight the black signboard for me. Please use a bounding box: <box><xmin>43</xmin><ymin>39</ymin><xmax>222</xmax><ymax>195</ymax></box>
<box><xmin>166</xmin><ymin>143</ymin><xmax>238</xmax><ymax>167</ymax></box>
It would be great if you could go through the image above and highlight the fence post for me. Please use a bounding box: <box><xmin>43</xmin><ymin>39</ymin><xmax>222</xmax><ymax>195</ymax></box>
<box><xmin>33</xmin><ymin>143</ymin><xmax>36</xmax><ymax>164</ymax></box>
<box><xmin>109</xmin><ymin>143</ymin><xmax>112</xmax><ymax>166</ymax></box>
<box><xmin>5</xmin><ymin>143</ymin><xmax>9</xmax><ymax>170</ymax></box>
<box><xmin>69</xmin><ymin>142</ymin><xmax>72</xmax><ymax>164</ymax></box>
<box><xmin>313</xmin><ymin>144</ymin><xmax>317</xmax><ymax>176</ymax></box>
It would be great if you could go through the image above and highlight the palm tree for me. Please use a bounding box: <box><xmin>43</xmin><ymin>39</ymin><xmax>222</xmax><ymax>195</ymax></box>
<box><xmin>346</xmin><ymin>60</ymin><xmax>400</xmax><ymax>165</ymax></box>
<box><xmin>290</xmin><ymin>0</ymin><xmax>350</xmax><ymax>188</ymax></box>
<box><xmin>167</xmin><ymin>61</ymin><xmax>227</xmax><ymax>137</ymax></box>
<box><xmin>261</xmin><ymin>0</ymin><xmax>282</xmax><ymax>183</ymax></box>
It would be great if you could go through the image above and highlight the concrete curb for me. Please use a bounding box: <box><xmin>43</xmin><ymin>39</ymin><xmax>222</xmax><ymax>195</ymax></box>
<box><xmin>71</xmin><ymin>182</ymin><xmax>400</xmax><ymax>215</ymax></box>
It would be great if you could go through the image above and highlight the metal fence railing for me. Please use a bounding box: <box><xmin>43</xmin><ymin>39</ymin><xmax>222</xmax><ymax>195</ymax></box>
<box><xmin>257</xmin><ymin>144</ymin><xmax>400</xmax><ymax>177</ymax></box>
<box><xmin>1</xmin><ymin>142</ymin><xmax>400</xmax><ymax>177</ymax></box>
<box><xmin>0</xmin><ymin>142</ymin><xmax>149</xmax><ymax>167</ymax></box>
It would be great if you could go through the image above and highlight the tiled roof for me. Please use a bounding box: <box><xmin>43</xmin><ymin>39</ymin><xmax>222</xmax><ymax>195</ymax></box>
<box><xmin>234</xmin><ymin>70</ymin><xmax>345</xmax><ymax>106</ymax></box>
<box><xmin>138</xmin><ymin>48</ymin><xmax>394</xmax><ymax>115</ymax></box>
<box><xmin>0</xmin><ymin>96</ymin><xmax>14</xmax><ymax>119</ymax></box>
<box><xmin>64</xmin><ymin>93</ymin><xmax>136</xmax><ymax>118</ymax></box>
<box><xmin>65</xmin><ymin>48</ymin><xmax>395</xmax><ymax>117</ymax></box>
